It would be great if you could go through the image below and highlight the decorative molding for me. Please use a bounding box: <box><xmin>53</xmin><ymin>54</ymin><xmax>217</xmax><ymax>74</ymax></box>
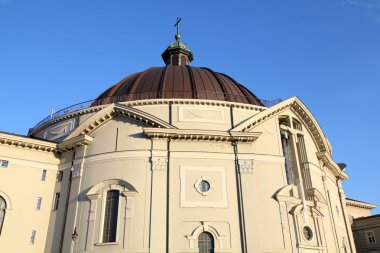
<box><xmin>151</xmin><ymin>157</ymin><xmax>168</xmax><ymax>171</ymax></box>
<box><xmin>29</xmin><ymin>99</ymin><xmax>265</xmax><ymax>136</ymax></box>
<box><xmin>43</xmin><ymin>118</ymin><xmax>76</xmax><ymax>140</ymax></box>
<box><xmin>238</xmin><ymin>159</ymin><xmax>254</xmax><ymax>174</ymax></box>
<box><xmin>143</xmin><ymin>128</ymin><xmax>261</xmax><ymax>142</ymax></box>
<box><xmin>231</xmin><ymin>97</ymin><xmax>332</xmax><ymax>156</ymax></box>
<box><xmin>180</xmin><ymin>166</ymin><xmax>228</xmax><ymax>208</ymax></box>
<box><xmin>57</xmin><ymin>134</ymin><xmax>93</xmax><ymax>152</ymax></box>
<box><xmin>84</xmin><ymin>150</ymin><xmax>150</xmax><ymax>164</ymax></box>
<box><xmin>194</xmin><ymin>176</ymin><xmax>214</xmax><ymax>196</ymax></box>
<box><xmin>186</xmin><ymin>222</ymin><xmax>225</xmax><ymax>249</ymax></box>
<box><xmin>346</xmin><ymin>199</ymin><xmax>376</xmax><ymax>210</ymax></box>
<box><xmin>0</xmin><ymin>132</ymin><xmax>57</xmax><ymax>152</ymax></box>
<box><xmin>316</xmin><ymin>151</ymin><xmax>348</xmax><ymax>180</ymax></box>
<box><xmin>178</xmin><ymin>106</ymin><xmax>225</xmax><ymax>123</ymax></box>
<box><xmin>71</xmin><ymin>164</ymin><xmax>82</xmax><ymax>179</ymax></box>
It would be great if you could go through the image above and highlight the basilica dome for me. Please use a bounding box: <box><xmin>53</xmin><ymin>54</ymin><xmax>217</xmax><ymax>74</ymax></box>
<box><xmin>93</xmin><ymin>66</ymin><xmax>263</xmax><ymax>106</ymax></box>
<box><xmin>92</xmin><ymin>37</ymin><xmax>263</xmax><ymax>106</ymax></box>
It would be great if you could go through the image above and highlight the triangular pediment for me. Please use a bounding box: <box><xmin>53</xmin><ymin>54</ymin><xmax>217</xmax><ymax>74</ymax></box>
<box><xmin>64</xmin><ymin>103</ymin><xmax>176</xmax><ymax>140</ymax></box>
<box><xmin>232</xmin><ymin>97</ymin><xmax>331</xmax><ymax>155</ymax></box>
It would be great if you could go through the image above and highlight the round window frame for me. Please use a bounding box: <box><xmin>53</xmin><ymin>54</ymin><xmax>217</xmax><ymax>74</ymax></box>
<box><xmin>302</xmin><ymin>226</ymin><xmax>313</xmax><ymax>241</ymax></box>
<box><xmin>194</xmin><ymin>177</ymin><xmax>214</xmax><ymax>196</ymax></box>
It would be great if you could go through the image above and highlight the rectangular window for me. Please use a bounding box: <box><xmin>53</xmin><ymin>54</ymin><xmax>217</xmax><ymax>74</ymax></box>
<box><xmin>0</xmin><ymin>160</ymin><xmax>9</xmax><ymax>168</ymax></box>
<box><xmin>53</xmin><ymin>193</ymin><xmax>60</xmax><ymax>210</ymax></box>
<box><xmin>30</xmin><ymin>230</ymin><xmax>36</xmax><ymax>244</ymax></box>
<box><xmin>366</xmin><ymin>231</ymin><xmax>376</xmax><ymax>244</ymax></box>
<box><xmin>56</xmin><ymin>171</ymin><xmax>63</xmax><ymax>182</ymax></box>
<box><xmin>280</xmin><ymin>131</ymin><xmax>294</xmax><ymax>184</ymax></box>
<box><xmin>41</xmin><ymin>170</ymin><xmax>47</xmax><ymax>181</ymax></box>
<box><xmin>102</xmin><ymin>190</ymin><xmax>119</xmax><ymax>243</ymax></box>
<box><xmin>36</xmin><ymin>197</ymin><xmax>42</xmax><ymax>210</ymax></box>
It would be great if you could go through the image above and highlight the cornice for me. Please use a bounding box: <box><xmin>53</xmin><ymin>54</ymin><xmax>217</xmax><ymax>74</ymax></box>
<box><xmin>57</xmin><ymin>134</ymin><xmax>93</xmax><ymax>152</ymax></box>
<box><xmin>346</xmin><ymin>199</ymin><xmax>376</xmax><ymax>210</ymax></box>
<box><xmin>0</xmin><ymin>132</ymin><xmax>56</xmax><ymax>152</ymax></box>
<box><xmin>29</xmin><ymin>99</ymin><xmax>265</xmax><ymax>136</ymax></box>
<box><xmin>143</xmin><ymin>128</ymin><xmax>261</xmax><ymax>142</ymax></box>
<box><xmin>231</xmin><ymin>97</ymin><xmax>332</xmax><ymax>156</ymax></box>
<box><xmin>316</xmin><ymin>151</ymin><xmax>348</xmax><ymax>180</ymax></box>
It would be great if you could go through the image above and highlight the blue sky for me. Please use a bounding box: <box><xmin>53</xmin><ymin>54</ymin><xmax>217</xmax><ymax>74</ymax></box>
<box><xmin>0</xmin><ymin>0</ymin><xmax>379</xmax><ymax>213</ymax></box>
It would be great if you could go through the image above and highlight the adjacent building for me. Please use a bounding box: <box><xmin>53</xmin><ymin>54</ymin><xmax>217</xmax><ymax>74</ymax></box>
<box><xmin>346</xmin><ymin>198</ymin><xmax>379</xmax><ymax>253</ymax></box>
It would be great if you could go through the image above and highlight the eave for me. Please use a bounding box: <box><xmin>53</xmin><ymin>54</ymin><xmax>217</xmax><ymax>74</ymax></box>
<box><xmin>0</xmin><ymin>132</ymin><xmax>57</xmax><ymax>152</ymax></box>
<box><xmin>316</xmin><ymin>151</ymin><xmax>348</xmax><ymax>180</ymax></box>
<box><xmin>143</xmin><ymin>128</ymin><xmax>261</xmax><ymax>142</ymax></box>
<box><xmin>57</xmin><ymin>134</ymin><xmax>93</xmax><ymax>152</ymax></box>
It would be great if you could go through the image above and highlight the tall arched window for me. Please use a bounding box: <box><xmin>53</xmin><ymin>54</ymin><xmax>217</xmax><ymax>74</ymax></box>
<box><xmin>0</xmin><ymin>196</ymin><xmax>6</xmax><ymax>236</ymax></box>
<box><xmin>198</xmin><ymin>232</ymin><xmax>214</xmax><ymax>253</ymax></box>
<box><xmin>102</xmin><ymin>190</ymin><xmax>119</xmax><ymax>243</ymax></box>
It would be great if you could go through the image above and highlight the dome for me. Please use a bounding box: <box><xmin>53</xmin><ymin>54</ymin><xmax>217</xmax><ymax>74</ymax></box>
<box><xmin>92</xmin><ymin>32</ymin><xmax>263</xmax><ymax>107</ymax></box>
<box><xmin>93</xmin><ymin>65</ymin><xmax>264</xmax><ymax>106</ymax></box>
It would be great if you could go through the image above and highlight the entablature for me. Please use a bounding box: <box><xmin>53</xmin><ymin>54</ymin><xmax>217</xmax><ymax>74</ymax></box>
<box><xmin>143</xmin><ymin>128</ymin><xmax>261</xmax><ymax>142</ymax></box>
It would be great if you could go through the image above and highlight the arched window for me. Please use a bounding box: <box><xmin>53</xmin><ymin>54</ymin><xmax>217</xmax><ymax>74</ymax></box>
<box><xmin>198</xmin><ymin>232</ymin><xmax>214</xmax><ymax>253</ymax></box>
<box><xmin>102</xmin><ymin>190</ymin><xmax>119</xmax><ymax>243</ymax></box>
<box><xmin>0</xmin><ymin>196</ymin><xmax>6</xmax><ymax>236</ymax></box>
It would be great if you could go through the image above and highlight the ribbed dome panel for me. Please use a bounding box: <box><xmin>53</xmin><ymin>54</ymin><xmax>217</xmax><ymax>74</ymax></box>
<box><xmin>93</xmin><ymin>66</ymin><xmax>263</xmax><ymax>106</ymax></box>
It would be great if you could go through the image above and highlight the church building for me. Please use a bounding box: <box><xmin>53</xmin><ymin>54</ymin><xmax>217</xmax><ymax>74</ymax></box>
<box><xmin>0</xmin><ymin>29</ymin><xmax>356</xmax><ymax>253</ymax></box>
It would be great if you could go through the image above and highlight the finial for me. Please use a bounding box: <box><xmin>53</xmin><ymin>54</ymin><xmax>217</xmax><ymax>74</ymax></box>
<box><xmin>174</xmin><ymin>17</ymin><xmax>181</xmax><ymax>41</ymax></box>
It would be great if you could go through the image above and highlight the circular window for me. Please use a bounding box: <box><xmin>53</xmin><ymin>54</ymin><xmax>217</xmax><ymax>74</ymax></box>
<box><xmin>199</xmin><ymin>180</ymin><xmax>210</xmax><ymax>193</ymax></box>
<box><xmin>303</xmin><ymin>226</ymin><xmax>313</xmax><ymax>241</ymax></box>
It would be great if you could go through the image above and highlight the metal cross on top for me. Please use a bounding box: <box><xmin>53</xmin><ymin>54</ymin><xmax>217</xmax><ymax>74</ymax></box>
<box><xmin>174</xmin><ymin>17</ymin><xmax>182</xmax><ymax>35</ymax></box>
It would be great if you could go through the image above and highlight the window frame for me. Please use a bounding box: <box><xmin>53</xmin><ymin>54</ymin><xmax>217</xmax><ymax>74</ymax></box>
<box><xmin>198</xmin><ymin>231</ymin><xmax>215</xmax><ymax>253</ymax></box>
<box><xmin>98</xmin><ymin>185</ymin><xmax>124</xmax><ymax>244</ymax></box>
<box><xmin>30</xmin><ymin>230</ymin><xmax>36</xmax><ymax>245</ymax></box>
<box><xmin>36</xmin><ymin>197</ymin><xmax>42</xmax><ymax>210</ymax></box>
<box><xmin>0</xmin><ymin>160</ymin><xmax>9</xmax><ymax>168</ymax></box>
<box><xmin>41</xmin><ymin>170</ymin><xmax>47</xmax><ymax>181</ymax></box>
<box><xmin>56</xmin><ymin>171</ymin><xmax>63</xmax><ymax>182</ymax></box>
<box><xmin>0</xmin><ymin>196</ymin><xmax>6</xmax><ymax>236</ymax></box>
<box><xmin>366</xmin><ymin>230</ymin><xmax>376</xmax><ymax>244</ymax></box>
<box><xmin>53</xmin><ymin>192</ymin><xmax>60</xmax><ymax>211</ymax></box>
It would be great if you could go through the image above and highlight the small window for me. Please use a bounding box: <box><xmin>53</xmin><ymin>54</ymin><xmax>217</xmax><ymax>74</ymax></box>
<box><xmin>53</xmin><ymin>193</ymin><xmax>60</xmax><ymax>210</ymax></box>
<box><xmin>303</xmin><ymin>226</ymin><xmax>313</xmax><ymax>241</ymax></box>
<box><xmin>198</xmin><ymin>232</ymin><xmax>214</xmax><ymax>253</ymax></box>
<box><xmin>366</xmin><ymin>231</ymin><xmax>376</xmax><ymax>244</ymax></box>
<box><xmin>41</xmin><ymin>170</ymin><xmax>47</xmax><ymax>181</ymax></box>
<box><xmin>30</xmin><ymin>230</ymin><xmax>36</xmax><ymax>244</ymax></box>
<box><xmin>56</xmin><ymin>171</ymin><xmax>63</xmax><ymax>182</ymax></box>
<box><xmin>0</xmin><ymin>160</ymin><xmax>9</xmax><ymax>168</ymax></box>
<box><xmin>198</xmin><ymin>180</ymin><xmax>210</xmax><ymax>193</ymax></box>
<box><xmin>102</xmin><ymin>190</ymin><xmax>119</xmax><ymax>243</ymax></box>
<box><xmin>36</xmin><ymin>197</ymin><xmax>42</xmax><ymax>210</ymax></box>
<box><xmin>292</xmin><ymin>119</ymin><xmax>302</xmax><ymax>131</ymax></box>
<box><xmin>0</xmin><ymin>196</ymin><xmax>6</xmax><ymax>236</ymax></box>
<box><xmin>279</xmin><ymin>116</ymin><xmax>290</xmax><ymax>127</ymax></box>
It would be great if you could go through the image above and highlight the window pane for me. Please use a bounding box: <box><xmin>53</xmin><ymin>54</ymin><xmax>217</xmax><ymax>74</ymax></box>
<box><xmin>41</xmin><ymin>170</ymin><xmax>47</xmax><ymax>181</ymax></box>
<box><xmin>53</xmin><ymin>193</ymin><xmax>60</xmax><ymax>210</ymax></box>
<box><xmin>102</xmin><ymin>190</ymin><xmax>119</xmax><ymax>243</ymax></box>
<box><xmin>198</xmin><ymin>232</ymin><xmax>214</xmax><ymax>253</ymax></box>
<box><xmin>36</xmin><ymin>197</ymin><xmax>42</xmax><ymax>210</ymax></box>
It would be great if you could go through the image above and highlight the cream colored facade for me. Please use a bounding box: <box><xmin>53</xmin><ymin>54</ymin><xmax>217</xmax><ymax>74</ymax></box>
<box><xmin>0</xmin><ymin>95</ymin><xmax>358</xmax><ymax>253</ymax></box>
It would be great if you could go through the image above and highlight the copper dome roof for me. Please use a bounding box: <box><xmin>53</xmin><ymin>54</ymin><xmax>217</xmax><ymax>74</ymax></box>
<box><xmin>93</xmin><ymin>65</ymin><xmax>263</xmax><ymax>106</ymax></box>
<box><xmin>93</xmin><ymin>33</ymin><xmax>263</xmax><ymax>106</ymax></box>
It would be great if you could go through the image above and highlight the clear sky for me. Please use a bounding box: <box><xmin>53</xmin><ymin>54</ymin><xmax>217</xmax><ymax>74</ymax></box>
<box><xmin>0</xmin><ymin>0</ymin><xmax>379</xmax><ymax>213</ymax></box>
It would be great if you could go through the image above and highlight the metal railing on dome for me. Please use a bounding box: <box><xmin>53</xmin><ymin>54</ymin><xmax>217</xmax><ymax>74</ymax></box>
<box><xmin>29</xmin><ymin>92</ymin><xmax>283</xmax><ymax>132</ymax></box>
